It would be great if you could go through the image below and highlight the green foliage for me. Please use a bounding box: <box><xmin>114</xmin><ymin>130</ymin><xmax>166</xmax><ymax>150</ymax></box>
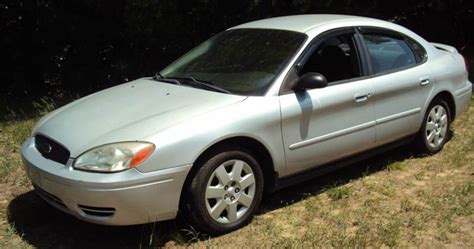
<box><xmin>387</xmin><ymin>161</ymin><xmax>408</xmax><ymax>171</ymax></box>
<box><xmin>32</xmin><ymin>97</ymin><xmax>57</xmax><ymax>117</ymax></box>
<box><xmin>326</xmin><ymin>185</ymin><xmax>353</xmax><ymax>200</ymax></box>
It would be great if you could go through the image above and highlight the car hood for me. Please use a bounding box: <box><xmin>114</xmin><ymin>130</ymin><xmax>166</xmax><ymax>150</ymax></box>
<box><xmin>34</xmin><ymin>78</ymin><xmax>246</xmax><ymax>157</ymax></box>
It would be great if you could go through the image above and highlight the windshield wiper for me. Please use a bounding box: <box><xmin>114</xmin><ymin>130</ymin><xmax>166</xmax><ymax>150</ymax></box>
<box><xmin>166</xmin><ymin>76</ymin><xmax>232</xmax><ymax>94</ymax></box>
<box><xmin>151</xmin><ymin>72</ymin><xmax>180</xmax><ymax>85</ymax></box>
<box><xmin>153</xmin><ymin>72</ymin><xmax>163</xmax><ymax>80</ymax></box>
<box><xmin>151</xmin><ymin>73</ymin><xmax>231</xmax><ymax>94</ymax></box>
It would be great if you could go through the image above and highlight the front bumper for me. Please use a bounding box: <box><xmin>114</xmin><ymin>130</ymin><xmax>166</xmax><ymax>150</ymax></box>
<box><xmin>21</xmin><ymin>137</ymin><xmax>192</xmax><ymax>225</ymax></box>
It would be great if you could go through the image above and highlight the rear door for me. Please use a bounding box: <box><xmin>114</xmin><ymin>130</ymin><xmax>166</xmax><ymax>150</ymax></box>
<box><xmin>358</xmin><ymin>28</ymin><xmax>432</xmax><ymax>145</ymax></box>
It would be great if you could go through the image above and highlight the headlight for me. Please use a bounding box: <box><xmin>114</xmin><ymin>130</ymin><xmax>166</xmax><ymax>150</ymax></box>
<box><xmin>73</xmin><ymin>142</ymin><xmax>155</xmax><ymax>172</ymax></box>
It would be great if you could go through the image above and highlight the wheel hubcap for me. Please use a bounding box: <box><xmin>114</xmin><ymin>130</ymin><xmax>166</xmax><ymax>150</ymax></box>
<box><xmin>205</xmin><ymin>160</ymin><xmax>256</xmax><ymax>223</ymax></box>
<box><xmin>425</xmin><ymin>105</ymin><xmax>448</xmax><ymax>148</ymax></box>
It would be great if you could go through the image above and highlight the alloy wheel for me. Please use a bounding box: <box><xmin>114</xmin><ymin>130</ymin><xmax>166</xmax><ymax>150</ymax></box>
<box><xmin>425</xmin><ymin>104</ymin><xmax>448</xmax><ymax>149</ymax></box>
<box><xmin>205</xmin><ymin>159</ymin><xmax>256</xmax><ymax>223</ymax></box>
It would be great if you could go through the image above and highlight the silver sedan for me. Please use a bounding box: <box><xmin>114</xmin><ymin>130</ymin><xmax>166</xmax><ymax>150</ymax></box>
<box><xmin>22</xmin><ymin>14</ymin><xmax>472</xmax><ymax>234</ymax></box>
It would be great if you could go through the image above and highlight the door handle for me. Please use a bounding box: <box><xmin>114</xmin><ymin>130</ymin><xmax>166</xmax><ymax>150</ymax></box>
<box><xmin>354</xmin><ymin>93</ymin><xmax>371</xmax><ymax>103</ymax></box>
<box><xmin>420</xmin><ymin>78</ymin><xmax>431</xmax><ymax>86</ymax></box>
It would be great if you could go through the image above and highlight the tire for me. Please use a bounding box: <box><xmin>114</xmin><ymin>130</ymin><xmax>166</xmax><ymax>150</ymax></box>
<box><xmin>183</xmin><ymin>146</ymin><xmax>264</xmax><ymax>234</ymax></box>
<box><xmin>415</xmin><ymin>98</ymin><xmax>451</xmax><ymax>154</ymax></box>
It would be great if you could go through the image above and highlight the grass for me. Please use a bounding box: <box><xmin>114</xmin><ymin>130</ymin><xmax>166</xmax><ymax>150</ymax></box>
<box><xmin>326</xmin><ymin>185</ymin><xmax>353</xmax><ymax>200</ymax></box>
<box><xmin>387</xmin><ymin>161</ymin><xmax>409</xmax><ymax>171</ymax></box>
<box><xmin>0</xmin><ymin>96</ymin><xmax>472</xmax><ymax>248</ymax></box>
<box><xmin>0</xmin><ymin>119</ymin><xmax>34</xmax><ymax>185</ymax></box>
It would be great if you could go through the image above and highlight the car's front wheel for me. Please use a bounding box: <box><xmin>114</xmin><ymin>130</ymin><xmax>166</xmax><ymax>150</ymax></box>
<box><xmin>415</xmin><ymin>98</ymin><xmax>451</xmax><ymax>154</ymax></box>
<box><xmin>183</xmin><ymin>147</ymin><xmax>264</xmax><ymax>234</ymax></box>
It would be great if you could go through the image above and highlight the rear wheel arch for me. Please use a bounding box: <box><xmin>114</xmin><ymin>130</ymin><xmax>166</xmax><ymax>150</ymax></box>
<box><xmin>428</xmin><ymin>91</ymin><xmax>456</xmax><ymax>121</ymax></box>
<box><xmin>415</xmin><ymin>95</ymin><xmax>452</xmax><ymax>154</ymax></box>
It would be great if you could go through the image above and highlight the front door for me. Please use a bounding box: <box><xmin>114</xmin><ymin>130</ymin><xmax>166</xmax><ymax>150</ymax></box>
<box><xmin>279</xmin><ymin>30</ymin><xmax>376</xmax><ymax>176</ymax></box>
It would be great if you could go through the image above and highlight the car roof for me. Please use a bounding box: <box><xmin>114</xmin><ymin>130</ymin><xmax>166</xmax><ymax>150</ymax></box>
<box><xmin>230</xmin><ymin>14</ymin><xmax>386</xmax><ymax>33</ymax></box>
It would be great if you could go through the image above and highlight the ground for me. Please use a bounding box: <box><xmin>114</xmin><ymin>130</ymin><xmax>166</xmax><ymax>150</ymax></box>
<box><xmin>0</xmin><ymin>97</ymin><xmax>472</xmax><ymax>248</ymax></box>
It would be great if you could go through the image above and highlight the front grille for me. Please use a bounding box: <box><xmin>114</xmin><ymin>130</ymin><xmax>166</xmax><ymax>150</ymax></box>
<box><xmin>34</xmin><ymin>135</ymin><xmax>70</xmax><ymax>165</ymax></box>
<box><xmin>78</xmin><ymin>204</ymin><xmax>116</xmax><ymax>217</ymax></box>
<box><xmin>33</xmin><ymin>184</ymin><xmax>67</xmax><ymax>209</ymax></box>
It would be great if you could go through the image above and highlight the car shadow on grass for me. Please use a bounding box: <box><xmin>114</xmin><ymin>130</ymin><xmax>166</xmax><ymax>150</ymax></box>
<box><xmin>7</xmin><ymin>135</ymin><xmax>451</xmax><ymax>248</ymax></box>
<box><xmin>261</xmin><ymin>130</ymin><xmax>453</xmax><ymax>213</ymax></box>
<box><xmin>260</xmin><ymin>146</ymin><xmax>415</xmax><ymax>212</ymax></box>
<box><xmin>7</xmin><ymin>191</ymin><xmax>153</xmax><ymax>248</ymax></box>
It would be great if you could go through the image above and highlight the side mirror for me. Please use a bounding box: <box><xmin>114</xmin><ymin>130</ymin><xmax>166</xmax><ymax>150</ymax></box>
<box><xmin>295</xmin><ymin>73</ymin><xmax>328</xmax><ymax>91</ymax></box>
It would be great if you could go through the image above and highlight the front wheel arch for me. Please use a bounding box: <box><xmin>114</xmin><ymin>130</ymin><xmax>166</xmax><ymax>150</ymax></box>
<box><xmin>179</xmin><ymin>136</ymin><xmax>277</xmax><ymax>213</ymax></box>
<box><xmin>180</xmin><ymin>145</ymin><xmax>265</xmax><ymax>234</ymax></box>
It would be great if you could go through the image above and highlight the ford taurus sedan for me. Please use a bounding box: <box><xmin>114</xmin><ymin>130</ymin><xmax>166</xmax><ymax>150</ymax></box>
<box><xmin>22</xmin><ymin>14</ymin><xmax>472</xmax><ymax>234</ymax></box>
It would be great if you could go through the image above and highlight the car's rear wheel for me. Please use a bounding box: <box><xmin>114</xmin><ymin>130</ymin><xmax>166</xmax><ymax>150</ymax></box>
<box><xmin>184</xmin><ymin>147</ymin><xmax>264</xmax><ymax>234</ymax></box>
<box><xmin>415</xmin><ymin>98</ymin><xmax>451</xmax><ymax>154</ymax></box>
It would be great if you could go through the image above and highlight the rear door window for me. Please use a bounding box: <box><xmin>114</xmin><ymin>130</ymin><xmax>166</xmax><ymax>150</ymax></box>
<box><xmin>362</xmin><ymin>34</ymin><xmax>417</xmax><ymax>74</ymax></box>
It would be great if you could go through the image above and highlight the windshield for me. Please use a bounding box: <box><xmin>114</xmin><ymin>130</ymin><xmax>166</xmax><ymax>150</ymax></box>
<box><xmin>160</xmin><ymin>29</ymin><xmax>306</xmax><ymax>95</ymax></box>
